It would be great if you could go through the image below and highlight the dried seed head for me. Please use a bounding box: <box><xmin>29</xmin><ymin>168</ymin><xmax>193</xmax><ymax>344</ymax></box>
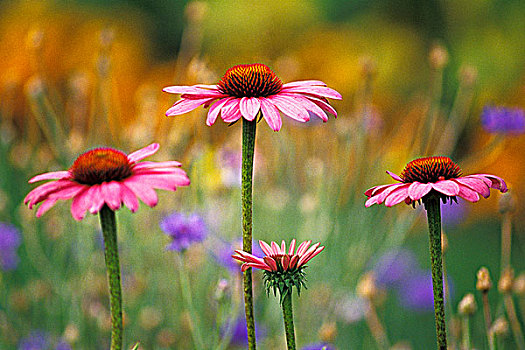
<box><xmin>476</xmin><ymin>267</ymin><xmax>492</xmax><ymax>292</ymax></box>
<box><xmin>498</xmin><ymin>267</ymin><xmax>514</xmax><ymax>294</ymax></box>
<box><xmin>458</xmin><ymin>293</ymin><xmax>477</xmax><ymax>316</ymax></box>
<box><xmin>491</xmin><ymin>317</ymin><xmax>509</xmax><ymax>337</ymax></box>
<box><xmin>513</xmin><ymin>273</ymin><xmax>525</xmax><ymax>297</ymax></box>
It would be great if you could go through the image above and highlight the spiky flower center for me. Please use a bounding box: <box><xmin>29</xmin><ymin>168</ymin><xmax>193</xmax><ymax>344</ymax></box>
<box><xmin>71</xmin><ymin>148</ymin><xmax>133</xmax><ymax>185</ymax></box>
<box><xmin>400</xmin><ymin>156</ymin><xmax>462</xmax><ymax>183</ymax></box>
<box><xmin>218</xmin><ymin>63</ymin><xmax>283</xmax><ymax>98</ymax></box>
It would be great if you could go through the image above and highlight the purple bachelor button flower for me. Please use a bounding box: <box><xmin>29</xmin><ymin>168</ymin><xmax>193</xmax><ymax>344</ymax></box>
<box><xmin>0</xmin><ymin>222</ymin><xmax>21</xmax><ymax>271</ymax></box>
<box><xmin>481</xmin><ymin>106</ymin><xmax>525</xmax><ymax>134</ymax></box>
<box><xmin>372</xmin><ymin>248</ymin><xmax>419</xmax><ymax>288</ymax></box>
<box><xmin>160</xmin><ymin>212</ymin><xmax>207</xmax><ymax>251</ymax></box>
<box><xmin>397</xmin><ymin>269</ymin><xmax>453</xmax><ymax>312</ymax></box>
<box><xmin>301</xmin><ymin>343</ymin><xmax>335</xmax><ymax>350</ymax></box>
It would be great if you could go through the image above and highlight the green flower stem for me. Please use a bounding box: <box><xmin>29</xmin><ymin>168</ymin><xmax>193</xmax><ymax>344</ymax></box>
<box><xmin>99</xmin><ymin>205</ymin><xmax>123</xmax><ymax>350</ymax></box>
<box><xmin>461</xmin><ymin>316</ymin><xmax>471</xmax><ymax>350</ymax></box>
<box><xmin>176</xmin><ymin>253</ymin><xmax>205</xmax><ymax>350</ymax></box>
<box><xmin>242</xmin><ymin>118</ymin><xmax>257</xmax><ymax>350</ymax></box>
<box><xmin>424</xmin><ymin>195</ymin><xmax>447</xmax><ymax>350</ymax></box>
<box><xmin>281</xmin><ymin>291</ymin><xmax>297</xmax><ymax>350</ymax></box>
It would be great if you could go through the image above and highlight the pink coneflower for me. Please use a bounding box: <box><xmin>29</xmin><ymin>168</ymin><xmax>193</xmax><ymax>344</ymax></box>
<box><xmin>233</xmin><ymin>239</ymin><xmax>324</xmax><ymax>273</ymax></box>
<box><xmin>24</xmin><ymin>143</ymin><xmax>190</xmax><ymax>221</ymax></box>
<box><xmin>163</xmin><ymin>63</ymin><xmax>342</xmax><ymax>131</ymax></box>
<box><xmin>365</xmin><ymin>156</ymin><xmax>507</xmax><ymax>207</ymax></box>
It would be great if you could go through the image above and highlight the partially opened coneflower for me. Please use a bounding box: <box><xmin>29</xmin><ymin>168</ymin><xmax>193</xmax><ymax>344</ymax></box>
<box><xmin>164</xmin><ymin>63</ymin><xmax>341</xmax><ymax>350</ymax></box>
<box><xmin>24</xmin><ymin>143</ymin><xmax>190</xmax><ymax>350</ymax></box>
<box><xmin>233</xmin><ymin>239</ymin><xmax>324</xmax><ymax>350</ymax></box>
<box><xmin>365</xmin><ymin>156</ymin><xmax>507</xmax><ymax>350</ymax></box>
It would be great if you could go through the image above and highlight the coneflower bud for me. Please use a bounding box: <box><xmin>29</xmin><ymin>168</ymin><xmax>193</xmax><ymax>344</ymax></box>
<box><xmin>498</xmin><ymin>267</ymin><xmax>514</xmax><ymax>294</ymax></box>
<box><xmin>476</xmin><ymin>267</ymin><xmax>492</xmax><ymax>292</ymax></box>
<box><xmin>498</xmin><ymin>191</ymin><xmax>516</xmax><ymax>214</ymax></box>
<box><xmin>513</xmin><ymin>273</ymin><xmax>525</xmax><ymax>297</ymax></box>
<box><xmin>458</xmin><ymin>293</ymin><xmax>477</xmax><ymax>316</ymax></box>
<box><xmin>491</xmin><ymin>317</ymin><xmax>509</xmax><ymax>337</ymax></box>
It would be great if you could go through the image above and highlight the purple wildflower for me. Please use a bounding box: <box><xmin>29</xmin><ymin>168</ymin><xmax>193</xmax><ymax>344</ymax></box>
<box><xmin>397</xmin><ymin>270</ymin><xmax>453</xmax><ymax>312</ymax></box>
<box><xmin>481</xmin><ymin>106</ymin><xmax>525</xmax><ymax>134</ymax></box>
<box><xmin>223</xmin><ymin>316</ymin><xmax>265</xmax><ymax>347</ymax></box>
<box><xmin>0</xmin><ymin>222</ymin><xmax>21</xmax><ymax>271</ymax></box>
<box><xmin>300</xmin><ymin>343</ymin><xmax>336</xmax><ymax>350</ymax></box>
<box><xmin>371</xmin><ymin>249</ymin><xmax>419</xmax><ymax>288</ymax></box>
<box><xmin>441</xmin><ymin>199</ymin><xmax>468</xmax><ymax>229</ymax></box>
<box><xmin>160</xmin><ymin>212</ymin><xmax>207</xmax><ymax>251</ymax></box>
<box><xmin>18</xmin><ymin>331</ymin><xmax>49</xmax><ymax>350</ymax></box>
<box><xmin>55</xmin><ymin>340</ymin><xmax>72</xmax><ymax>350</ymax></box>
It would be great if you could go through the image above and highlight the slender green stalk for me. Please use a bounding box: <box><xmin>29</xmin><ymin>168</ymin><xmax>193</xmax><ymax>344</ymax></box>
<box><xmin>503</xmin><ymin>294</ymin><xmax>525</xmax><ymax>350</ymax></box>
<box><xmin>481</xmin><ymin>292</ymin><xmax>493</xmax><ymax>347</ymax></box>
<box><xmin>242</xmin><ymin>118</ymin><xmax>257</xmax><ymax>350</ymax></box>
<box><xmin>461</xmin><ymin>316</ymin><xmax>471</xmax><ymax>350</ymax></box>
<box><xmin>176</xmin><ymin>253</ymin><xmax>205</xmax><ymax>350</ymax></box>
<box><xmin>424</xmin><ymin>195</ymin><xmax>447</xmax><ymax>350</ymax></box>
<box><xmin>281</xmin><ymin>292</ymin><xmax>296</xmax><ymax>350</ymax></box>
<box><xmin>99</xmin><ymin>205</ymin><xmax>123</xmax><ymax>350</ymax></box>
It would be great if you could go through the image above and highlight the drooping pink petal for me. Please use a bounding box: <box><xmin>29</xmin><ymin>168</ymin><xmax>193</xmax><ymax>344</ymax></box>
<box><xmin>298</xmin><ymin>245</ymin><xmax>325</xmax><ymax>267</ymax></box>
<box><xmin>268</xmin><ymin>95</ymin><xmax>310</xmax><ymax>122</ymax></box>
<box><xmin>281</xmin><ymin>85</ymin><xmax>342</xmax><ymax>100</ymax></box>
<box><xmin>162</xmin><ymin>85</ymin><xmax>220</xmax><ymax>95</ymax></box>
<box><xmin>25</xmin><ymin>180</ymin><xmax>82</xmax><ymax>208</ymax></box>
<box><xmin>36</xmin><ymin>198</ymin><xmax>58</xmax><ymax>217</ymax></box>
<box><xmin>454</xmin><ymin>177</ymin><xmax>490</xmax><ymax>198</ymax></box>
<box><xmin>233</xmin><ymin>250</ymin><xmax>267</xmax><ymax>265</ymax></box>
<box><xmin>123</xmin><ymin>180</ymin><xmax>158</xmax><ymax>207</ymax></box>
<box><xmin>297</xmin><ymin>242</ymin><xmax>321</xmax><ymax>266</ymax></box>
<box><xmin>281</xmin><ymin>93</ymin><xmax>328</xmax><ymax>122</ymax></box>
<box><xmin>29</xmin><ymin>171</ymin><xmax>71</xmax><ymax>183</ymax></box>
<box><xmin>242</xmin><ymin>262</ymin><xmax>271</xmax><ymax>272</ymax></box>
<box><xmin>181</xmin><ymin>90</ymin><xmax>228</xmax><ymax>99</ymax></box>
<box><xmin>132</xmin><ymin>161</ymin><xmax>183</xmax><ymax>171</ymax></box>
<box><xmin>100</xmin><ymin>181</ymin><xmax>123</xmax><ymax>211</ymax></box>
<box><xmin>386</xmin><ymin>171</ymin><xmax>404</xmax><ymax>182</ymax></box>
<box><xmin>431</xmin><ymin>180</ymin><xmax>460</xmax><ymax>197</ymax></box>
<box><xmin>456</xmin><ymin>183</ymin><xmax>480</xmax><ymax>202</ymax></box>
<box><xmin>282</xmin><ymin>80</ymin><xmax>327</xmax><ymax>88</ymax></box>
<box><xmin>129</xmin><ymin>173</ymin><xmax>190</xmax><ymax>191</ymax></box>
<box><xmin>375</xmin><ymin>183</ymin><xmax>409</xmax><ymax>205</ymax></box>
<box><xmin>165</xmin><ymin>97</ymin><xmax>216</xmax><ymax>116</ymax></box>
<box><xmin>384</xmin><ymin>186</ymin><xmax>410</xmax><ymax>207</ymax></box>
<box><xmin>70</xmin><ymin>187</ymin><xmax>92</xmax><ymax>221</ymax></box>
<box><xmin>220</xmin><ymin>98</ymin><xmax>242</xmax><ymax>123</ymax></box>
<box><xmin>365</xmin><ymin>183</ymin><xmax>396</xmax><ymax>197</ymax></box>
<box><xmin>128</xmin><ymin>143</ymin><xmax>160</xmax><ymax>163</ymax></box>
<box><xmin>206</xmin><ymin>97</ymin><xmax>233</xmax><ymax>126</ymax></box>
<box><xmin>408</xmin><ymin>182</ymin><xmax>433</xmax><ymax>201</ymax></box>
<box><xmin>306</xmin><ymin>96</ymin><xmax>338</xmax><ymax>117</ymax></box>
<box><xmin>476</xmin><ymin>174</ymin><xmax>508</xmax><ymax>192</ymax></box>
<box><xmin>239</xmin><ymin>97</ymin><xmax>261</xmax><ymax>121</ymax></box>
<box><xmin>88</xmin><ymin>185</ymin><xmax>105</xmax><ymax>214</ymax></box>
<box><xmin>119</xmin><ymin>184</ymin><xmax>139</xmax><ymax>212</ymax></box>
<box><xmin>260</xmin><ymin>97</ymin><xmax>282</xmax><ymax>131</ymax></box>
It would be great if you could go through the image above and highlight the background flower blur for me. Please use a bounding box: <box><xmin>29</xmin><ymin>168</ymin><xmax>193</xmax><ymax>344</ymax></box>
<box><xmin>1</xmin><ymin>0</ymin><xmax>524</xmax><ymax>348</ymax></box>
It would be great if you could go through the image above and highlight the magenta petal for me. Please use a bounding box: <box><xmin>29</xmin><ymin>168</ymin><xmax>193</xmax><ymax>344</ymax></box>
<box><xmin>165</xmin><ymin>97</ymin><xmax>215</xmax><ymax>116</ymax></box>
<box><xmin>221</xmin><ymin>98</ymin><xmax>242</xmax><ymax>122</ymax></box>
<box><xmin>269</xmin><ymin>95</ymin><xmax>310</xmax><ymax>122</ymax></box>
<box><xmin>282</xmin><ymin>93</ymin><xmax>328</xmax><ymax>121</ymax></box>
<box><xmin>384</xmin><ymin>186</ymin><xmax>410</xmax><ymax>207</ymax></box>
<box><xmin>454</xmin><ymin>177</ymin><xmax>490</xmax><ymax>198</ymax></box>
<box><xmin>132</xmin><ymin>161</ymin><xmax>182</xmax><ymax>171</ymax></box>
<box><xmin>29</xmin><ymin>171</ymin><xmax>71</xmax><ymax>183</ymax></box>
<box><xmin>88</xmin><ymin>185</ymin><xmax>105</xmax><ymax>214</ymax></box>
<box><xmin>282</xmin><ymin>80</ymin><xmax>327</xmax><ymax>88</ymax></box>
<box><xmin>101</xmin><ymin>181</ymin><xmax>123</xmax><ymax>211</ymax></box>
<box><xmin>476</xmin><ymin>174</ymin><xmax>508</xmax><ymax>192</ymax></box>
<box><xmin>408</xmin><ymin>182</ymin><xmax>432</xmax><ymax>201</ymax></box>
<box><xmin>206</xmin><ymin>98</ymin><xmax>232</xmax><ymax>126</ymax></box>
<box><xmin>123</xmin><ymin>180</ymin><xmax>158</xmax><ymax>207</ymax></box>
<box><xmin>128</xmin><ymin>143</ymin><xmax>160</xmax><ymax>163</ymax></box>
<box><xmin>120</xmin><ymin>184</ymin><xmax>139</xmax><ymax>212</ymax></box>
<box><xmin>457</xmin><ymin>183</ymin><xmax>480</xmax><ymax>202</ymax></box>
<box><xmin>432</xmin><ymin>180</ymin><xmax>460</xmax><ymax>196</ymax></box>
<box><xmin>288</xmin><ymin>239</ymin><xmax>296</xmax><ymax>255</ymax></box>
<box><xmin>263</xmin><ymin>257</ymin><xmax>278</xmax><ymax>271</ymax></box>
<box><xmin>296</xmin><ymin>240</ymin><xmax>312</xmax><ymax>256</ymax></box>
<box><xmin>270</xmin><ymin>241</ymin><xmax>280</xmax><ymax>255</ymax></box>
<box><xmin>259</xmin><ymin>240</ymin><xmax>273</xmax><ymax>257</ymax></box>
<box><xmin>386</xmin><ymin>171</ymin><xmax>404</xmax><ymax>182</ymax></box>
<box><xmin>70</xmin><ymin>187</ymin><xmax>91</xmax><ymax>221</ymax></box>
<box><xmin>281</xmin><ymin>85</ymin><xmax>342</xmax><ymax>100</ymax></box>
<box><xmin>162</xmin><ymin>85</ymin><xmax>219</xmax><ymax>95</ymax></box>
<box><xmin>239</xmin><ymin>97</ymin><xmax>261</xmax><ymax>121</ymax></box>
<box><xmin>376</xmin><ymin>183</ymin><xmax>408</xmax><ymax>204</ymax></box>
<box><xmin>260</xmin><ymin>98</ymin><xmax>282</xmax><ymax>131</ymax></box>
<box><xmin>307</xmin><ymin>96</ymin><xmax>338</xmax><ymax>117</ymax></box>
<box><xmin>36</xmin><ymin>198</ymin><xmax>58</xmax><ymax>217</ymax></box>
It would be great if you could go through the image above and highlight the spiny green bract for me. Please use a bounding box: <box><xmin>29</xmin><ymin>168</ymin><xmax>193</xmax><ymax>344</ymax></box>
<box><xmin>263</xmin><ymin>267</ymin><xmax>308</xmax><ymax>304</ymax></box>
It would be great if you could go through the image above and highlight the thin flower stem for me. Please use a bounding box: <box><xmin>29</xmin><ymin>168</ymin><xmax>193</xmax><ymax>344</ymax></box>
<box><xmin>500</xmin><ymin>212</ymin><xmax>512</xmax><ymax>273</ymax></box>
<box><xmin>176</xmin><ymin>253</ymin><xmax>205</xmax><ymax>350</ymax></box>
<box><xmin>242</xmin><ymin>118</ymin><xmax>257</xmax><ymax>350</ymax></box>
<box><xmin>424</xmin><ymin>195</ymin><xmax>447</xmax><ymax>350</ymax></box>
<box><xmin>481</xmin><ymin>292</ymin><xmax>493</xmax><ymax>347</ymax></box>
<box><xmin>461</xmin><ymin>316</ymin><xmax>471</xmax><ymax>350</ymax></box>
<box><xmin>365</xmin><ymin>302</ymin><xmax>390</xmax><ymax>349</ymax></box>
<box><xmin>281</xmin><ymin>292</ymin><xmax>297</xmax><ymax>350</ymax></box>
<box><xmin>99</xmin><ymin>205</ymin><xmax>123</xmax><ymax>350</ymax></box>
<box><xmin>503</xmin><ymin>294</ymin><xmax>525</xmax><ymax>350</ymax></box>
